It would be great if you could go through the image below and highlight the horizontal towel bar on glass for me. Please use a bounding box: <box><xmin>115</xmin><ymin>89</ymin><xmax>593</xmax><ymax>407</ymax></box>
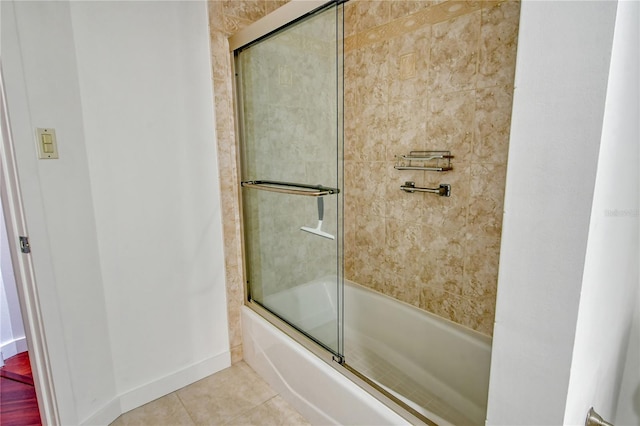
<box><xmin>394</xmin><ymin>150</ymin><xmax>453</xmax><ymax>171</ymax></box>
<box><xmin>400</xmin><ymin>181</ymin><xmax>451</xmax><ymax>197</ymax></box>
<box><xmin>241</xmin><ymin>180</ymin><xmax>340</xmax><ymax>196</ymax></box>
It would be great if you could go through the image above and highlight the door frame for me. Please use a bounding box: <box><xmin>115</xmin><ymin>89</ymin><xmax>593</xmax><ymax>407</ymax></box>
<box><xmin>0</xmin><ymin>61</ymin><xmax>60</xmax><ymax>426</ymax></box>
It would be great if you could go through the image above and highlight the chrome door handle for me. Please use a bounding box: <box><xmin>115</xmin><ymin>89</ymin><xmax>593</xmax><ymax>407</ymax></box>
<box><xmin>586</xmin><ymin>408</ymin><xmax>613</xmax><ymax>426</ymax></box>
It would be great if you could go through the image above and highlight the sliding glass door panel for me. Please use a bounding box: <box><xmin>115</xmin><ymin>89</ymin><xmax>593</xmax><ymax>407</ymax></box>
<box><xmin>236</xmin><ymin>2</ymin><xmax>343</xmax><ymax>355</ymax></box>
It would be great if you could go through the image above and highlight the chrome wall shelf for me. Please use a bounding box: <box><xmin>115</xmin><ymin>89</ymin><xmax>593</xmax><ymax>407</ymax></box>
<box><xmin>394</xmin><ymin>150</ymin><xmax>452</xmax><ymax>172</ymax></box>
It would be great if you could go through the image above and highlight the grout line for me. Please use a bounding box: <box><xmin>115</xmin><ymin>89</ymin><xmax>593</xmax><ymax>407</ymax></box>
<box><xmin>222</xmin><ymin>394</ymin><xmax>280</xmax><ymax>426</ymax></box>
<box><xmin>174</xmin><ymin>391</ymin><xmax>198</xmax><ymax>426</ymax></box>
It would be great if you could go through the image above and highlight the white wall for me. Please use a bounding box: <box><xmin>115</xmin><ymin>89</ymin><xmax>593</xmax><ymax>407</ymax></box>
<box><xmin>69</xmin><ymin>0</ymin><xmax>230</xmax><ymax>416</ymax></box>
<box><xmin>487</xmin><ymin>1</ymin><xmax>619</xmax><ymax>424</ymax></box>
<box><xmin>1</xmin><ymin>1</ymin><xmax>229</xmax><ymax>424</ymax></box>
<box><xmin>2</xmin><ymin>2</ymin><xmax>117</xmax><ymax>423</ymax></box>
<box><xmin>564</xmin><ymin>0</ymin><xmax>639</xmax><ymax>423</ymax></box>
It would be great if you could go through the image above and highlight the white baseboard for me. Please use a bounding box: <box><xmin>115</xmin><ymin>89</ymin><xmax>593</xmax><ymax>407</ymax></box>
<box><xmin>0</xmin><ymin>336</ymin><xmax>28</xmax><ymax>362</ymax></box>
<box><xmin>81</xmin><ymin>351</ymin><xmax>231</xmax><ymax>426</ymax></box>
<box><xmin>81</xmin><ymin>398</ymin><xmax>122</xmax><ymax>426</ymax></box>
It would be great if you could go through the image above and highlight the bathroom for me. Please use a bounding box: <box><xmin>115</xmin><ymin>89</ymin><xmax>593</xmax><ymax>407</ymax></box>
<box><xmin>0</xmin><ymin>0</ymin><xmax>637</xmax><ymax>425</ymax></box>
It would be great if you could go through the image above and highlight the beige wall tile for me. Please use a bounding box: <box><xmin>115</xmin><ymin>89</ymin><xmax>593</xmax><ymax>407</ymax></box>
<box><xmin>463</xmin><ymin>232</ymin><xmax>501</xmax><ymax>295</ymax></box>
<box><xmin>468</xmin><ymin>162</ymin><xmax>507</xmax><ymax>234</ymax></box>
<box><xmin>458</xmin><ymin>295</ymin><xmax>496</xmax><ymax>336</ymax></box>
<box><xmin>345</xmin><ymin>160</ymin><xmax>387</xmax><ymax>214</ymax></box>
<box><xmin>422</xmin><ymin>162</ymin><xmax>470</xmax><ymax>234</ymax></box>
<box><xmin>346</xmin><ymin>103</ymin><xmax>388</xmax><ymax>161</ymax></box>
<box><xmin>343</xmin><ymin>0</ymin><xmax>518</xmax><ymax>336</ymax></box>
<box><xmin>210</xmin><ymin>34</ymin><xmax>229</xmax><ymax>80</ymax></box>
<box><xmin>427</xmin><ymin>90</ymin><xmax>475</xmax><ymax>163</ymax></box>
<box><xmin>355</xmin><ymin>1</ymin><xmax>391</xmax><ymax>34</ymax></box>
<box><xmin>230</xmin><ymin>344</ymin><xmax>244</xmax><ymax>365</ymax></box>
<box><xmin>208</xmin><ymin>1</ymin><xmax>224</xmax><ymax>32</ymax></box>
<box><xmin>390</xmin><ymin>0</ymin><xmax>434</xmax><ymax>21</ymax></box>
<box><xmin>429</xmin><ymin>11</ymin><xmax>481</xmax><ymax>94</ymax></box>
<box><xmin>419</xmin><ymin>285</ymin><xmax>464</xmax><ymax>324</ymax></box>
<box><xmin>385</xmin><ymin>183</ymin><xmax>426</xmax><ymax>223</ymax></box>
<box><xmin>344</xmin><ymin>1</ymin><xmax>359</xmax><ymax>38</ymax></box>
<box><xmin>356</xmin><ymin>41</ymin><xmax>390</xmax><ymax>105</ymax></box>
<box><xmin>478</xmin><ymin>0</ymin><xmax>521</xmax><ymax>89</ymax></box>
<box><xmin>388</xmin><ymin>98</ymin><xmax>428</xmax><ymax>161</ymax></box>
<box><xmin>212</xmin><ymin>0</ymin><xmax>519</xmax><ymax>347</ymax></box>
<box><xmin>419</xmin><ymin>226</ymin><xmax>466</xmax><ymax>294</ymax></box>
<box><xmin>263</xmin><ymin>0</ymin><xmax>290</xmax><ymax>15</ymax></box>
<box><xmin>344</xmin><ymin>49</ymin><xmax>360</xmax><ymax>107</ymax></box>
<box><xmin>222</xmin><ymin>14</ymin><xmax>255</xmax><ymax>36</ymax></box>
<box><xmin>388</xmin><ymin>26</ymin><xmax>431</xmax><ymax>101</ymax></box>
<box><xmin>222</xmin><ymin>0</ymin><xmax>265</xmax><ymax>23</ymax></box>
<box><xmin>347</xmin><ymin>1</ymin><xmax>482</xmax><ymax>53</ymax></box>
<box><xmin>473</xmin><ymin>86</ymin><xmax>514</xmax><ymax>164</ymax></box>
<box><xmin>350</xmin><ymin>214</ymin><xmax>388</xmax><ymax>289</ymax></box>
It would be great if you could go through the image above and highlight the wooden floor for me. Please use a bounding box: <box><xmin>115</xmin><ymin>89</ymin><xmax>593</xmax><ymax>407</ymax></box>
<box><xmin>0</xmin><ymin>352</ymin><xmax>41</xmax><ymax>426</ymax></box>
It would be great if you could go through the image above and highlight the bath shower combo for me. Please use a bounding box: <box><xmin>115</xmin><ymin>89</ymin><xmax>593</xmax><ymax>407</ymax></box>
<box><xmin>230</xmin><ymin>0</ymin><xmax>518</xmax><ymax>424</ymax></box>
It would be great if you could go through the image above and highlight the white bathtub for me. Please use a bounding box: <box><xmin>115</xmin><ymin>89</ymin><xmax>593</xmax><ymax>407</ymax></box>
<box><xmin>243</xmin><ymin>277</ymin><xmax>492</xmax><ymax>425</ymax></box>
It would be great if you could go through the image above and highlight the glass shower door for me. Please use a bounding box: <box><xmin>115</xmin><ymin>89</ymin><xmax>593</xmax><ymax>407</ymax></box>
<box><xmin>235</xmin><ymin>3</ymin><xmax>343</xmax><ymax>356</ymax></box>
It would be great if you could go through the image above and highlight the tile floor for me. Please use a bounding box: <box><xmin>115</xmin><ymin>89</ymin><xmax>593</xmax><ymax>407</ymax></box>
<box><xmin>110</xmin><ymin>362</ymin><xmax>310</xmax><ymax>425</ymax></box>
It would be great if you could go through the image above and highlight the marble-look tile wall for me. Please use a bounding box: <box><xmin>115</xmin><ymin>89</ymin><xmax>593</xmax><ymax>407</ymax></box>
<box><xmin>209</xmin><ymin>0</ymin><xmax>520</xmax><ymax>364</ymax></box>
<box><xmin>343</xmin><ymin>0</ymin><xmax>520</xmax><ymax>336</ymax></box>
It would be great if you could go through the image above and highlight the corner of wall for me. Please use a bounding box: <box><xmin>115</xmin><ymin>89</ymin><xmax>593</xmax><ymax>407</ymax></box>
<box><xmin>80</xmin><ymin>349</ymin><xmax>231</xmax><ymax>426</ymax></box>
<box><xmin>488</xmin><ymin>1</ymin><xmax>619</xmax><ymax>424</ymax></box>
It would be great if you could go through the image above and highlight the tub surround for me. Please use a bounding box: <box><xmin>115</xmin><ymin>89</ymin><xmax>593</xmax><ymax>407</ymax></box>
<box><xmin>343</xmin><ymin>0</ymin><xmax>520</xmax><ymax>337</ymax></box>
<box><xmin>210</xmin><ymin>0</ymin><xmax>518</xmax><ymax>363</ymax></box>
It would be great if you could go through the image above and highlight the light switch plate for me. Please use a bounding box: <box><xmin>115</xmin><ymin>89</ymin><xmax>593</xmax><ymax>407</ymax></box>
<box><xmin>36</xmin><ymin>128</ymin><xmax>59</xmax><ymax>159</ymax></box>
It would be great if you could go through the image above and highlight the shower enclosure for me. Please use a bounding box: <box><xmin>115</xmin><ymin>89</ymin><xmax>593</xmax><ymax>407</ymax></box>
<box><xmin>231</xmin><ymin>0</ymin><xmax>518</xmax><ymax>424</ymax></box>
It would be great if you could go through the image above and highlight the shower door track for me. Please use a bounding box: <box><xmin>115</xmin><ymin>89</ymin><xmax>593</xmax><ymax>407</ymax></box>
<box><xmin>228</xmin><ymin>1</ymin><xmax>328</xmax><ymax>52</ymax></box>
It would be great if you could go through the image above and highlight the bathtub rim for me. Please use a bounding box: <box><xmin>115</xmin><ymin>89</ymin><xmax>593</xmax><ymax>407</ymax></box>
<box><xmin>256</xmin><ymin>276</ymin><xmax>492</xmax><ymax>423</ymax></box>
<box><xmin>245</xmin><ymin>299</ymin><xmax>438</xmax><ymax>425</ymax></box>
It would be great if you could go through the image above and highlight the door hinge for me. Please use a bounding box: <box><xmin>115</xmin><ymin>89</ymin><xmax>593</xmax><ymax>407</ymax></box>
<box><xmin>19</xmin><ymin>236</ymin><xmax>31</xmax><ymax>254</ymax></box>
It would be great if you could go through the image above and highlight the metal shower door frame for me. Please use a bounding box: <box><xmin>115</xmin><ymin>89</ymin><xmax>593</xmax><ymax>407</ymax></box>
<box><xmin>228</xmin><ymin>2</ymin><xmax>430</xmax><ymax>424</ymax></box>
<box><xmin>230</xmin><ymin>0</ymin><xmax>345</xmax><ymax>360</ymax></box>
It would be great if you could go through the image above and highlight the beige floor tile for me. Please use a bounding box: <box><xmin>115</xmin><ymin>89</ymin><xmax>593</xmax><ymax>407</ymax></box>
<box><xmin>110</xmin><ymin>393</ymin><xmax>195</xmax><ymax>426</ymax></box>
<box><xmin>176</xmin><ymin>362</ymin><xmax>278</xmax><ymax>425</ymax></box>
<box><xmin>225</xmin><ymin>396</ymin><xmax>310</xmax><ymax>426</ymax></box>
